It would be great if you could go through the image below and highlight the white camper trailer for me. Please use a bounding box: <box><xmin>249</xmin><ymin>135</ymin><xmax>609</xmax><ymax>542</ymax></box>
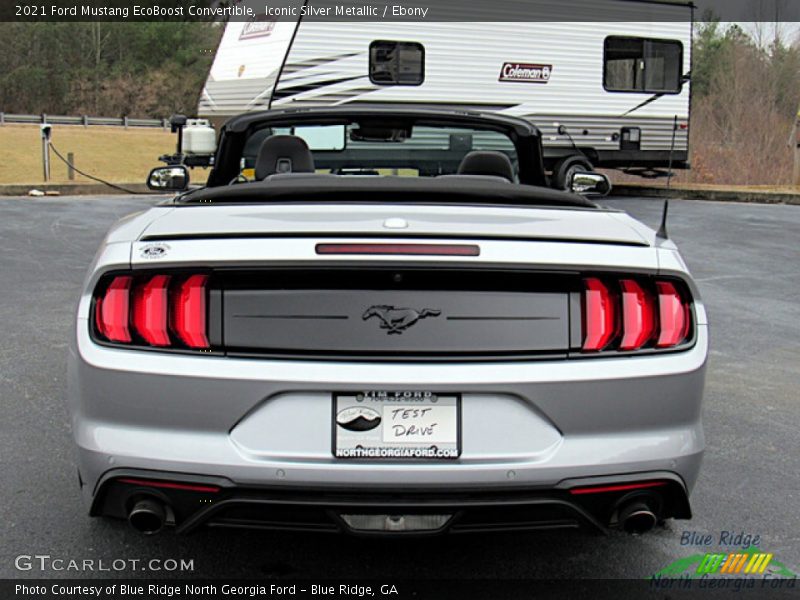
<box><xmin>199</xmin><ymin>0</ymin><xmax>693</xmax><ymax>186</ymax></box>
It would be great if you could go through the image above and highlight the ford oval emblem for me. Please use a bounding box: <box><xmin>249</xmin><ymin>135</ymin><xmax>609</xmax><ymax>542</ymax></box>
<box><xmin>140</xmin><ymin>243</ymin><xmax>170</xmax><ymax>259</ymax></box>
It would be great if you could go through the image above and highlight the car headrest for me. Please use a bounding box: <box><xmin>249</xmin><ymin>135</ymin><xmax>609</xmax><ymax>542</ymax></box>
<box><xmin>255</xmin><ymin>135</ymin><xmax>315</xmax><ymax>179</ymax></box>
<box><xmin>457</xmin><ymin>151</ymin><xmax>514</xmax><ymax>182</ymax></box>
<box><xmin>436</xmin><ymin>174</ymin><xmax>511</xmax><ymax>184</ymax></box>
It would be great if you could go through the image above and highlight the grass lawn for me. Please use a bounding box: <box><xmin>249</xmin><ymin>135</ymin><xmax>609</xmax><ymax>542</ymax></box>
<box><xmin>0</xmin><ymin>124</ymin><xmax>210</xmax><ymax>185</ymax></box>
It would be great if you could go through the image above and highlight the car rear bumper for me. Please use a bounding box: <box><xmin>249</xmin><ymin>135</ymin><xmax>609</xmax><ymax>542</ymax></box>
<box><xmin>69</xmin><ymin>322</ymin><xmax>707</xmax><ymax>529</ymax></box>
<box><xmin>92</xmin><ymin>469</ymin><xmax>692</xmax><ymax>536</ymax></box>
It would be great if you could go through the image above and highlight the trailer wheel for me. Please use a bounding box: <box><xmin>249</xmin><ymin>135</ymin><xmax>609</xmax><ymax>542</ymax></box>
<box><xmin>553</xmin><ymin>156</ymin><xmax>594</xmax><ymax>190</ymax></box>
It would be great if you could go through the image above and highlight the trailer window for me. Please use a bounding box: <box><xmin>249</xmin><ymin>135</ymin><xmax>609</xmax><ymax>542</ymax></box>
<box><xmin>604</xmin><ymin>37</ymin><xmax>682</xmax><ymax>94</ymax></box>
<box><xmin>369</xmin><ymin>41</ymin><xmax>425</xmax><ymax>86</ymax></box>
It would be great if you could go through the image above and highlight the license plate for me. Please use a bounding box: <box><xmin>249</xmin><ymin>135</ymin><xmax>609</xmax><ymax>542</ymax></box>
<box><xmin>333</xmin><ymin>391</ymin><xmax>461</xmax><ymax>459</ymax></box>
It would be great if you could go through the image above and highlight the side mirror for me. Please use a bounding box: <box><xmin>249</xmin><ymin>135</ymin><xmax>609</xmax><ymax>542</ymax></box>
<box><xmin>569</xmin><ymin>171</ymin><xmax>611</xmax><ymax>197</ymax></box>
<box><xmin>147</xmin><ymin>166</ymin><xmax>189</xmax><ymax>192</ymax></box>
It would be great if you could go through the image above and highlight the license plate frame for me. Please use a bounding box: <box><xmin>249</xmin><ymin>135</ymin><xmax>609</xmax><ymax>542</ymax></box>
<box><xmin>332</xmin><ymin>391</ymin><xmax>461</xmax><ymax>460</ymax></box>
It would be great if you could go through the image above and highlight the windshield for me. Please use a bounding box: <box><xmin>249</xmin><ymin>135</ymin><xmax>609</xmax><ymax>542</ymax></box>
<box><xmin>236</xmin><ymin>123</ymin><xmax>519</xmax><ymax>181</ymax></box>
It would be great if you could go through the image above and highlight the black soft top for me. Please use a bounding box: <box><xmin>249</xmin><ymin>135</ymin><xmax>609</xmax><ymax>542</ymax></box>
<box><xmin>180</xmin><ymin>176</ymin><xmax>596</xmax><ymax>209</ymax></box>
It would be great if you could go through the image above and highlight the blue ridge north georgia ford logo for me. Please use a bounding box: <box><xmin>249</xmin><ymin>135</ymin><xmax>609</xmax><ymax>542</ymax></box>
<box><xmin>336</xmin><ymin>406</ymin><xmax>382</xmax><ymax>432</ymax></box>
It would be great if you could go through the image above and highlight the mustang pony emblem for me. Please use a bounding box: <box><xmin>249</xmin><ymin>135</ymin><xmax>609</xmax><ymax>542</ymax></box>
<box><xmin>362</xmin><ymin>305</ymin><xmax>442</xmax><ymax>334</ymax></box>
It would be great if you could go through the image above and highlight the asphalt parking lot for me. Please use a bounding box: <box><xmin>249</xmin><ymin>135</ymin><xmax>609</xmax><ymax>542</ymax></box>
<box><xmin>0</xmin><ymin>194</ymin><xmax>798</xmax><ymax>581</ymax></box>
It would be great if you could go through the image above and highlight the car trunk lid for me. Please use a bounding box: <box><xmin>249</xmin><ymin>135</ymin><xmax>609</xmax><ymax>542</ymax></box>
<box><xmin>138</xmin><ymin>203</ymin><xmax>651</xmax><ymax>247</ymax></box>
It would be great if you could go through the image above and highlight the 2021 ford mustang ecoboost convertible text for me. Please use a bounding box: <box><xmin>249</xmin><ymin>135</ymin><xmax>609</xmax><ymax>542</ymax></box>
<box><xmin>68</xmin><ymin>107</ymin><xmax>707</xmax><ymax>536</ymax></box>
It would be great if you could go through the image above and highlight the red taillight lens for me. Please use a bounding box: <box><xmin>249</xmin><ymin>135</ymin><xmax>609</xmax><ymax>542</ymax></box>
<box><xmin>170</xmin><ymin>274</ymin><xmax>209</xmax><ymax>349</ymax></box>
<box><xmin>582</xmin><ymin>278</ymin><xmax>616</xmax><ymax>352</ymax></box>
<box><xmin>619</xmin><ymin>279</ymin><xmax>655</xmax><ymax>351</ymax></box>
<box><xmin>94</xmin><ymin>272</ymin><xmax>210</xmax><ymax>350</ymax></box>
<box><xmin>131</xmin><ymin>274</ymin><xmax>171</xmax><ymax>346</ymax></box>
<box><xmin>582</xmin><ymin>277</ymin><xmax>692</xmax><ymax>354</ymax></box>
<box><xmin>96</xmin><ymin>275</ymin><xmax>132</xmax><ymax>343</ymax></box>
<box><xmin>569</xmin><ymin>481</ymin><xmax>668</xmax><ymax>496</ymax></box>
<box><xmin>656</xmin><ymin>281</ymin><xmax>690</xmax><ymax>348</ymax></box>
<box><xmin>117</xmin><ymin>477</ymin><xmax>220</xmax><ymax>494</ymax></box>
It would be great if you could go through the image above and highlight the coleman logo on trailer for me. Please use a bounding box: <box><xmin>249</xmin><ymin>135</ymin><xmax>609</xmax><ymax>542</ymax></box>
<box><xmin>499</xmin><ymin>63</ymin><xmax>553</xmax><ymax>83</ymax></box>
<box><xmin>239</xmin><ymin>16</ymin><xmax>278</xmax><ymax>40</ymax></box>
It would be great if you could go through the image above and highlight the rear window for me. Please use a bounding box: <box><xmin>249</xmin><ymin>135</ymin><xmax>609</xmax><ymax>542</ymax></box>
<box><xmin>604</xmin><ymin>37</ymin><xmax>683</xmax><ymax>94</ymax></box>
<box><xmin>369</xmin><ymin>40</ymin><xmax>425</xmax><ymax>86</ymax></box>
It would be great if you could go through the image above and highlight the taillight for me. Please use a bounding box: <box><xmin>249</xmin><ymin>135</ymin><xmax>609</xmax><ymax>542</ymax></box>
<box><xmin>582</xmin><ymin>278</ymin><xmax>616</xmax><ymax>351</ymax></box>
<box><xmin>619</xmin><ymin>279</ymin><xmax>655</xmax><ymax>351</ymax></box>
<box><xmin>582</xmin><ymin>277</ymin><xmax>692</xmax><ymax>353</ymax></box>
<box><xmin>93</xmin><ymin>272</ymin><xmax>210</xmax><ymax>350</ymax></box>
<box><xmin>96</xmin><ymin>275</ymin><xmax>132</xmax><ymax>343</ymax></box>
<box><xmin>132</xmin><ymin>275</ymin><xmax>171</xmax><ymax>346</ymax></box>
<box><xmin>655</xmin><ymin>281</ymin><xmax>690</xmax><ymax>348</ymax></box>
<box><xmin>170</xmin><ymin>274</ymin><xmax>209</xmax><ymax>349</ymax></box>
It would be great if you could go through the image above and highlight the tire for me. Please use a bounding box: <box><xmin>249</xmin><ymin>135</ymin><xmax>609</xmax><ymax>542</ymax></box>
<box><xmin>553</xmin><ymin>156</ymin><xmax>593</xmax><ymax>190</ymax></box>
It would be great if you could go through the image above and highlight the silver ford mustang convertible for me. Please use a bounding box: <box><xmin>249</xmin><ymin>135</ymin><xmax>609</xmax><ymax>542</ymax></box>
<box><xmin>68</xmin><ymin>107</ymin><xmax>707</xmax><ymax>536</ymax></box>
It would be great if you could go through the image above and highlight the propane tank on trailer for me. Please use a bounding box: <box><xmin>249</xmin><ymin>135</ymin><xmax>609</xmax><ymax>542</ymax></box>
<box><xmin>182</xmin><ymin>119</ymin><xmax>217</xmax><ymax>156</ymax></box>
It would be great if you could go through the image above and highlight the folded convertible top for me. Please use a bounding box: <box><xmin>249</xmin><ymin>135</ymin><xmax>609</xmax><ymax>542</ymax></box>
<box><xmin>179</xmin><ymin>176</ymin><xmax>597</xmax><ymax>208</ymax></box>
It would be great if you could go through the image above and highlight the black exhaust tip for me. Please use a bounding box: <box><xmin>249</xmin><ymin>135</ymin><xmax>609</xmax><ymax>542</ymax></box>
<box><xmin>128</xmin><ymin>498</ymin><xmax>166</xmax><ymax>535</ymax></box>
<box><xmin>618</xmin><ymin>501</ymin><xmax>658</xmax><ymax>535</ymax></box>
<box><xmin>622</xmin><ymin>510</ymin><xmax>657</xmax><ymax>535</ymax></box>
